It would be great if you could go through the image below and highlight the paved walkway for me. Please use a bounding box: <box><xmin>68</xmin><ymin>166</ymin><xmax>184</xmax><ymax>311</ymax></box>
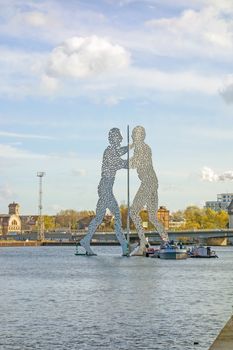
<box><xmin>209</xmin><ymin>315</ymin><xmax>233</xmax><ymax>350</ymax></box>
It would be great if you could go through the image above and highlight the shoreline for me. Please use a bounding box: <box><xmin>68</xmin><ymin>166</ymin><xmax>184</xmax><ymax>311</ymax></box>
<box><xmin>0</xmin><ymin>240</ymin><xmax>232</xmax><ymax>247</ymax></box>
<box><xmin>209</xmin><ymin>316</ymin><xmax>233</xmax><ymax>350</ymax></box>
<box><xmin>0</xmin><ymin>240</ymin><xmax>121</xmax><ymax>247</ymax></box>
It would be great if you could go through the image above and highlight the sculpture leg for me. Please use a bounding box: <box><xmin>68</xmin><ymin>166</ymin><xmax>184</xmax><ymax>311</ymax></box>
<box><xmin>130</xmin><ymin>189</ymin><xmax>148</xmax><ymax>255</ymax></box>
<box><xmin>108</xmin><ymin>197</ymin><xmax>129</xmax><ymax>256</ymax></box>
<box><xmin>147</xmin><ymin>193</ymin><xmax>169</xmax><ymax>242</ymax></box>
<box><xmin>80</xmin><ymin>199</ymin><xmax>106</xmax><ymax>255</ymax></box>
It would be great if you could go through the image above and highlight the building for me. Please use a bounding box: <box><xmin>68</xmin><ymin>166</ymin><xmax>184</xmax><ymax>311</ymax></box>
<box><xmin>205</xmin><ymin>193</ymin><xmax>233</xmax><ymax>212</ymax></box>
<box><xmin>0</xmin><ymin>202</ymin><xmax>21</xmax><ymax>235</ymax></box>
<box><xmin>20</xmin><ymin>216</ymin><xmax>38</xmax><ymax>232</ymax></box>
<box><xmin>157</xmin><ymin>206</ymin><xmax>170</xmax><ymax>230</ymax></box>
<box><xmin>217</xmin><ymin>193</ymin><xmax>233</xmax><ymax>204</ymax></box>
<box><xmin>228</xmin><ymin>200</ymin><xmax>233</xmax><ymax>229</ymax></box>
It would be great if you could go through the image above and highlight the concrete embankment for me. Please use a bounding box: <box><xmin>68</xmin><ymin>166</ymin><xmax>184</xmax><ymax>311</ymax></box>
<box><xmin>209</xmin><ymin>315</ymin><xmax>233</xmax><ymax>350</ymax></box>
<box><xmin>0</xmin><ymin>240</ymin><xmax>120</xmax><ymax>247</ymax></box>
<box><xmin>0</xmin><ymin>240</ymin><xmax>41</xmax><ymax>247</ymax></box>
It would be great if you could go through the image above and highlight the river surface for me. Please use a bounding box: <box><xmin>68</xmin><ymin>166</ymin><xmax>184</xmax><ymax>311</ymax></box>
<box><xmin>0</xmin><ymin>245</ymin><xmax>233</xmax><ymax>350</ymax></box>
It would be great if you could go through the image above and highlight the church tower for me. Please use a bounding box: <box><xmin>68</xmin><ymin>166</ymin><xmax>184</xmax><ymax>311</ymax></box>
<box><xmin>8</xmin><ymin>202</ymin><xmax>20</xmax><ymax>215</ymax></box>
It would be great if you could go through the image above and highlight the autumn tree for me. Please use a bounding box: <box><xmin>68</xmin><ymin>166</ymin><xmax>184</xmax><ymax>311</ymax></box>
<box><xmin>171</xmin><ymin>206</ymin><xmax>229</xmax><ymax>230</ymax></box>
<box><xmin>43</xmin><ymin>215</ymin><xmax>56</xmax><ymax>231</ymax></box>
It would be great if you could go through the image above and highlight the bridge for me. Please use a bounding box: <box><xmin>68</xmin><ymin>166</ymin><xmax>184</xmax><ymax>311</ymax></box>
<box><xmin>2</xmin><ymin>229</ymin><xmax>233</xmax><ymax>246</ymax></box>
<box><xmin>71</xmin><ymin>229</ymin><xmax>233</xmax><ymax>245</ymax></box>
<box><xmin>146</xmin><ymin>229</ymin><xmax>233</xmax><ymax>245</ymax></box>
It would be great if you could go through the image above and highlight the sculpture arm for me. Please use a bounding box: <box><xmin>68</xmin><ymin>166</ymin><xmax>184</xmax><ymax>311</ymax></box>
<box><xmin>119</xmin><ymin>159</ymin><xmax>128</xmax><ymax>169</ymax></box>
<box><xmin>119</xmin><ymin>146</ymin><xmax>128</xmax><ymax>156</ymax></box>
<box><xmin>116</xmin><ymin>146</ymin><xmax>128</xmax><ymax>169</ymax></box>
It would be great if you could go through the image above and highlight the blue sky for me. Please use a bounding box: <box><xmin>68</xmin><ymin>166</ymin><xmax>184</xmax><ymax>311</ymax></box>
<box><xmin>0</xmin><ymin>0</ymin><xmax>233</xmax><ymax>215</ymax></box>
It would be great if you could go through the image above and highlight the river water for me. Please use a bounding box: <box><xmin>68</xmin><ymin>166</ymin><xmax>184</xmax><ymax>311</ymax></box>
<box><xmin>0</xmin><ymin>246</ymin><xmax>233</xmax><ymax>350</ymax></box>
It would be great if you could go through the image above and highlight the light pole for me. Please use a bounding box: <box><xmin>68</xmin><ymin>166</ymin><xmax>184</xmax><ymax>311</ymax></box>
<box><xmin>127</xmin><ymin>125</ymin><xmax>130</xmax><ymax>245</ymax></box>
<box><xmin>37</xmin><ymin>172</ymin><xmax>46</xmax><ymax>241</ymax></box>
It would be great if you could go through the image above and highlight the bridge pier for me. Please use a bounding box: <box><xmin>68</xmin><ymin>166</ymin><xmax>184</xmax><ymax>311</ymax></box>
<box><xmin>206</xmin><ymin>238</ymin><xmax>228</xmax><ymax>246</ymax></box>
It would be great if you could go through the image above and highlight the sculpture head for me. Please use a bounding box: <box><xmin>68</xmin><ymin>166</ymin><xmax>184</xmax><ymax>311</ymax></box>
<box><xmin>132</xmin><ymin>126</ymin><xmax>146</xmax><ymax>143</ymax></box>
<box><xmin>108</xmin><ymin>128</ymin><xmax>123</xmax><ymax>146</ymax></box>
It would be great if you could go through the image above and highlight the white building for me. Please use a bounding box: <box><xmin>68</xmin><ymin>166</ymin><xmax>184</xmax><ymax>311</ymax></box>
<box><xmin>205</xmin><ymin>193</ymin><xmax>233</xmax><ymax>212</ymax></box>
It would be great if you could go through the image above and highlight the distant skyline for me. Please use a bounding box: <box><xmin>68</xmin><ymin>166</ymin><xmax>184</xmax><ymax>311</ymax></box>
<box><xmin>0</xmin><ymin>0</ymin><xmax>233</xmax><ymax>215</ymax></box>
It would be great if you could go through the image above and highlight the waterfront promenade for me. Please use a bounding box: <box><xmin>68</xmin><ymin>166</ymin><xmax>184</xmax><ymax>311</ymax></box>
<box><xmin>209</xmin><ymin>315</ymin><xmax>233</xmax><ymax>350</ymax></box>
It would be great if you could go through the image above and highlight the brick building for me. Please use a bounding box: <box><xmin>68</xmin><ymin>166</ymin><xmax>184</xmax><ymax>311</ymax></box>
<box><xmin>0</xmin><ymin>202</ymin><xmax>21</xmax><ymax>235</ymax></box>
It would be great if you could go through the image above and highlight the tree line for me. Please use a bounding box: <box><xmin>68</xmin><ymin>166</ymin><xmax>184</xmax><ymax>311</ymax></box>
<box><xmin>41</xmin><ymin>205</ymin><xmax>229</xmax><ymax>231</ymax></box>
<box><xmin>170</xmin><ymin>206</ymin><xmax>229</xmax><ymax>230</ymax></box>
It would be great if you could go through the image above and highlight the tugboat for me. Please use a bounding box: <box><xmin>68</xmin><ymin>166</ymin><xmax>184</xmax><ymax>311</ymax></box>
<box><xmin>187</xmin><ymin>245</ymin><xmax>218</xmax><ymax>258</ymax></box>
<box><xmin>151</xmin><ymin>240</ymin><xmax>188</xmax><ymax>259</ymax></box>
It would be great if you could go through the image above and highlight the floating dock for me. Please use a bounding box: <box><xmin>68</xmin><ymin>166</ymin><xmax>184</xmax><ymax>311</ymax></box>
<box><xmin>209</xmin><ymin>315</ymin><xmax>233</xmax><ymax>350</ymax></box>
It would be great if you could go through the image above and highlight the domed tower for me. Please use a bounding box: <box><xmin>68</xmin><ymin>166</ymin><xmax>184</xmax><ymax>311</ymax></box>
<box><xmin>8</xmin><ymin>202</ymin><xmax>20</xmax><ymax>215</ymax></box>
<box><xmin>228</xmin><ymin>200</ymin><xmax>233</xmax><ymax>229</ymax></box>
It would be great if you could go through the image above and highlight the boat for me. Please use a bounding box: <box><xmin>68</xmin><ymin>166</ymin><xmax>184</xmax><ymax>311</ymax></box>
<box><xmin>151</xmin><ymin>241</ymin><xmax>188</xmax><ymax>259</ymax></box>
<box><xmin>145</xmin><ymin>247</ymin><xmax>160</xmax><ymax>257</ymax></box>
<box><xmin>187</xmin><ymin>245</ymin><xmax>218</xmax><ymax>258</ymax></box>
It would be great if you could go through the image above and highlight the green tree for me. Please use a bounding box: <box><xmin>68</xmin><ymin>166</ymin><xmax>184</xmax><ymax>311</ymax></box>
<box><xmin>55</xmin><ymin>210</ymin><xmax>80</xmax><ymax>230</ymax></box>
<box><xmin>171</xmin><ymin>210</ymin><xmax>184</xmax><ymax>222</ymax></box>
<box><xmin>177</xmin><ymin>206</ymin><xmax>229</xmax><ymax>230</ymax></box>
<box><xmin>55</xmin><ymin>209</ymin><xmax>96</xmax><ymax>231</ymax></box>
<box><xmin>43</xmin><ymin>215</ymin><xmax>56</xmax><ymax>231</ymax></box>
<box><xmin>183</xmin><ymin>206</ymin><xmax>203</xmax><ymax>229</ymax></box>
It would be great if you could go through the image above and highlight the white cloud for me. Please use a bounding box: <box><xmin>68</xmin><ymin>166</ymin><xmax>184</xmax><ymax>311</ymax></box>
<box><xmin>0</xmin><ymin>3</ymin><xmax>65</xmax><ymax>43</ymax></box>
<box><xmin>221</xmin><ymin>83</ymin><xmax>233</xmax><ymax>103</ymax></box>
<box><xmin>0</xmin><ymin>131</ymin><xmax>56</xmax><ymax>140</ymax></box>
<box><xmin>189</xmin><ymin>127</ymin><xmax>233</xmax><ymax>140</ymax></box>
<box><xmin>0</xmin><ymin>4</ymin><xmax>230</xmax><ymax>100</ymax></box>
<box><xmin>0</xmin><ymin>47</ymin><xmax>45</xmax><ymax>77</ymax></box>
<box><xmin>23</xmin><ymin>11</ymin><xmax>48</xmax><ymax>27</ymax></box>
<box><xmin>145</xmin><ymin>6</ymin><xmax>233</xmax><ymax>59</ymax></box>
<box><xmin>104</xmin><ymin>96</ymin><xmax>122</xmax><ymax>105</ymax></box>
<box><xmin>0</xmin><ymin>43</ymin><xmax>223</xmax><ymax>99</ymax></box>
<box><xmin>201</xmin><ymin>167</ymin><xmax>233</xmax><ymax>182</ymax></box>
<box><xmin>0</xmin><ymin>46</ymin><xmax>46</xmax><ymax>98</ymax></box>
<box><xmin>41</xmin><ymin>64</ymin><xmax>222</xmax><ymax>98</ymax></box>
<box><xmin>40</xmin><ymin>74</ymin><xmax>60</xmax><ymax>93</ymax></box>
<box><xmin>0</xmin><ymin>184</ymin><xmax>15</xmax><ymax>200</ymax></box>
<box><xmin>0</xmin><ymin>1</ymin><xmax>107</xmax><ymax>45</ymax></box>
<box><xmin>0</xmin><ymin>144</ymin><xmax>47</xmax><ymax>159</ymax></box>
<box><xmin>220</xmin><ymin>75</ymin><xmax>233</xmax><ymax>104</ymax></box>
<box><xmin>45</xmin><ymin>36</ymin><xmax>130</xmax><ymax>79</ymax></box>
<box><xmin>201</xmin><ymin>167</ymin><xmax>219</xmax><ymax>182</ymax></box>
<box><xmin>80</xmin><ymin>67</ymin><xmax>221</xmax><ymax>97</ymax></box>
<box><xmin>71</xmin><ymin>169</ymin><xmax>87</xmax><ymax>177</ymax></box>
<box><xmin>124</xmin><ymin>67</ymin><xmax>220</xmax><ymax>94</ymax></box>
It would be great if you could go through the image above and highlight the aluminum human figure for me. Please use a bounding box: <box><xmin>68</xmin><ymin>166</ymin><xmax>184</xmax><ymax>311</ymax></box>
<box><xmin>80</xmin><ymin>128</ymin><xmax>129</xmax><ymax>256</ymax></box>
<box><xmin>130</xmin><ymin>126</ymin><xmax>168</xmax><ymax>255</ymax></box>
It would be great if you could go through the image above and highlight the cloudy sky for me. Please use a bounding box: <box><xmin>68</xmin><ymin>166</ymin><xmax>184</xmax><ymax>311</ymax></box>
<box><xmin>0</xmin><ymin>0</ymin><xmax>233</xmax><ymax>215</ymax></box>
